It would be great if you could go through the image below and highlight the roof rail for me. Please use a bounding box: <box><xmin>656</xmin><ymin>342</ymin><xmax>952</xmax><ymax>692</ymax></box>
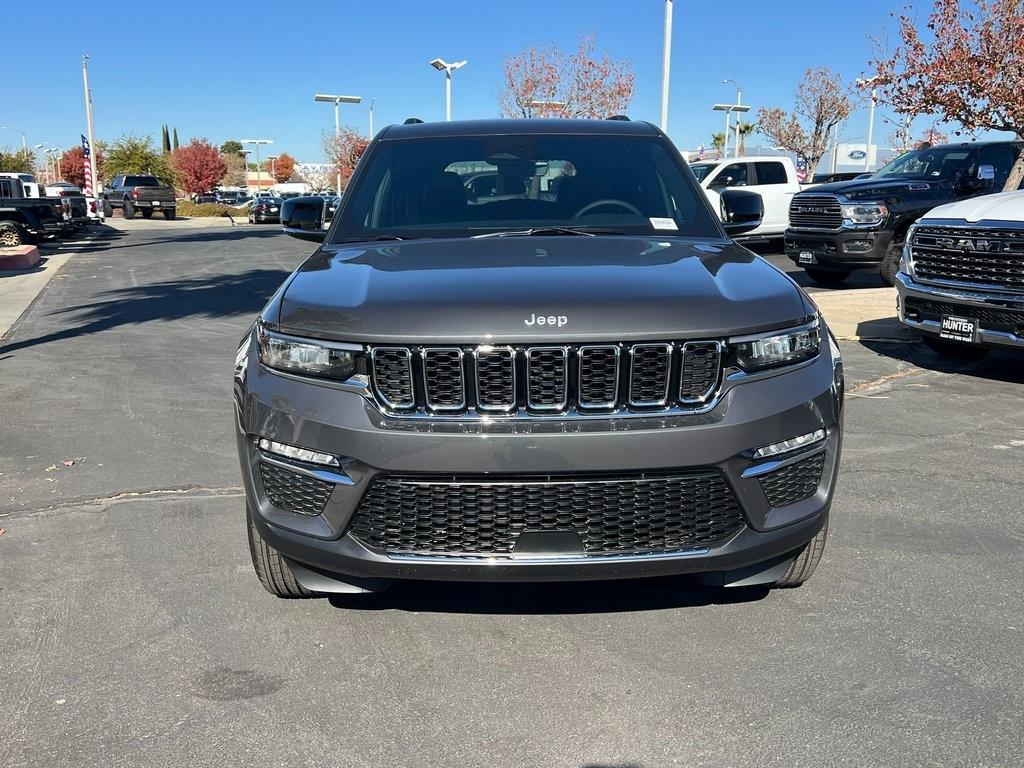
<box><xmin>403</xmin><ymin>117</ymin><xmax>424</xmax><ymax>125</ymax></box>
<box><xmin>606</xmin><ymin>114</ymin><xmax>631</xmax><ymax>121</ymax></box>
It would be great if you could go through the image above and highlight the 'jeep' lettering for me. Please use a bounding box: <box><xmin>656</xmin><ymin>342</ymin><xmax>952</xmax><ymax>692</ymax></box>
<box><xmin>524</xmin><ymin>313</ymin><xmax>568</xmax><ymax>327</ymax></box>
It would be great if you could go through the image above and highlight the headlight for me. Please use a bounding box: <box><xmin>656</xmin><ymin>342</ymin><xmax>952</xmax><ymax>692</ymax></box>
<box><xmin>732</xmin><ymin>322</ymin><xmax>820</xmax><ymax>372</ymax></box>
<box><xmin>841</xmin><ymin>202</ymin><xmax>887</xmax><ymax>225</ymax></box>
<box><xmin>899</xmin><ymin>224</ymin><xmax>917</xmax><ymax>274</ymax></box>
<box><xmin>257</xmin><ymin>325</ymin><xmax>360</xmax><ymax>380</ymax></box>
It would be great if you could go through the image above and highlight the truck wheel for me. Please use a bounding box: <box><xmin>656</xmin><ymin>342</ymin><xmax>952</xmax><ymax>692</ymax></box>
<box><xmin>775</xmin><ymin>519</ymin><xmax>828</xmax><ymax>588</ymax></box>
<box><xmin>163</xmin><ymin>208</ymin><xmax>176</xmax><ymax>220</ymax></box>
<box><xmin>921</xmin><ymin>335</ymin><xmax>988</xmax><ymax>359</ymax></box>
<box><xmin>804</xmin><ymin>268</ymin><xmax>851</xmax><ymax>286</ymax></box>
<box><xmin>0</xmin><ymin>222</ymin><xmax>25</xmax><ymax>248</ymax></box>
<box><xmin>141</xmin><ymin>209</ymin><xmax>153</xmax><ymax>219</ymax></box>
<box><xmin>102</xmin><ymin>199</ymin><xmax>113</xmax><ymax>218</ymax></box>
<box><xmin>879</xmin><ymin>237</ymin><xmax>903</xmax><ymax>286</ymax></box>
<box><xmin>123</xmin><ymin>201</ymin><xmax>136</xmax><ymax>219</ymax></box>
<box><xmin>247</xmin><ymin>509</ymin><xmax>314</xmax><ymax>598</ymax></box>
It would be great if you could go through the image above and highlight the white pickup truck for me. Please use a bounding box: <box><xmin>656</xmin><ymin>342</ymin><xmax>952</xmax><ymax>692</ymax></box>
<box><xmin>688</xmin><ymin>156</ymin><xmax>803</xmax><ymax>240</ymax></box>
<box><xmin>896</xmin><ymin>189</ymin><xmax>1024</xmax><ymax>357</ymax></box>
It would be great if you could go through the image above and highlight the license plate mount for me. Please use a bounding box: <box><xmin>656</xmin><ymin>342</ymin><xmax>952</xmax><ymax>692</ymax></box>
<box><xmin>939</xmin><ymin>315</ymin><xmax>978</xmax><ymax>344</ymax></box>
<box><xmin>798</xmin><ymin>251</ymin><xmax>815</xmax><ymax>265</ymax></box>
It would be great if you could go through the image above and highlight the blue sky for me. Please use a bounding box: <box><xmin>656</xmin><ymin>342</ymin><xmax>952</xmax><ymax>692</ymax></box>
<box><xmin>2</xmin><ymin>0</ymin><xmax>988</xmax><ymax>163</ymax></box>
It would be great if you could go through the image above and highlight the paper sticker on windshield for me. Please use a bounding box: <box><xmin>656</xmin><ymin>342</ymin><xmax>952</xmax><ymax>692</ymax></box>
<box><xmin>649</xmin><ymin>217</ymin><xmax>678</xmax><ymax>230</ymax></box>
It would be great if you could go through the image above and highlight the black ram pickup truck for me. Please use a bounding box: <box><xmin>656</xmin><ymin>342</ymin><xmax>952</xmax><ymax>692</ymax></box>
<box><xmin>101</xmin><ymin>174</ymin><xmax>177</xmax><ymax>220</ymax></box>
<box><xmin>785</xmin><ymin>141</ymin><xmax>1024</xmax><ymax>286</ymax></box>
<box><xmin>0</xmin><ymin>177</ymin><xmax>67</xmax><ymax>247</ymax></box>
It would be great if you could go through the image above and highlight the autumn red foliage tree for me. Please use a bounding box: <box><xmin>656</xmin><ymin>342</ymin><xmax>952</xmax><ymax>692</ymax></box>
<box><xmin>757</xmin><ymin>68</ymin><xmax>853</xmax><ymax>178</ymax></box>
<box><xmin>58</xmin><ymin>145</ymin><xmax>105</xmax><ymax>188</ymax></box>
<box><xmin>324</xmin><ymin>129</ymin><xmax>370</xmax><ymax>188</ymax></box>
<box><xmin>869</xmin><ymin>0</ymin><xmax>1024</xmax><ymax>190</ymax></box>
<box><xmin>265</xmin><ymin>152</ymin><xmax>296</xmax><ymax>183</ymax></box>
<box><xmin>500</xmin><ymin>34</ymin><xmax>635</xmax><ymax>119</ymax></box>
<box><xmin>172</xmin><ymin>138</ymin><xmax>227</xmax><ymax>195</ymax></box>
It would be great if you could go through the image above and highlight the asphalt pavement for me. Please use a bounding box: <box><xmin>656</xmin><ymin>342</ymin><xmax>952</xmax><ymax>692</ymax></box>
<box><xmin>1</xmin><ymin>223</ymin><xmax>1023</xmax><ymax>767</ymax></box>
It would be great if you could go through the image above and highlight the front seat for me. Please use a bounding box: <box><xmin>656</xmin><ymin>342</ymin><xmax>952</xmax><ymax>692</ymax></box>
<box><xmin>420</xmin><ymin>171</ymin><xmax>467</xmax><ymax>220</ymax></box>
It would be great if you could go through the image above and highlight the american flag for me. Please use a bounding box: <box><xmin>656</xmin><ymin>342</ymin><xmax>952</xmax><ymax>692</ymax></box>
<box><xmin>81</xmin><ymin>134</ymin><xmax>93</xmax><ymax>196</ymax></box>
<box><xmin>696</xmin><ymin>144</ymin><xmax>705</xmax><ymax>161</ymax></box>
<box><xmin>794</xmin><ymin>154</ymin><xmax>808</xmax><ymax>183</ymax></box>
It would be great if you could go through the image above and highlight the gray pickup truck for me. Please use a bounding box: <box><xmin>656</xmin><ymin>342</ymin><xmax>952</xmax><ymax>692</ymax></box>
<box><xmin>101</xmin><ymin>174</ymin><xmax>176</xmax><ymax>220</ymax></box>
<box><xmin>0</xmin><ymin>177</ymin><xmax>68</xmax><ymax>246</ymax></box>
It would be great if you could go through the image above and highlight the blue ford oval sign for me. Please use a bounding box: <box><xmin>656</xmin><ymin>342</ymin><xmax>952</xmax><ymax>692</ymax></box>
<box><xmin>848</xmin><ymin>150</ymin><xmax>867</xmax><ymax>160</ymax></box>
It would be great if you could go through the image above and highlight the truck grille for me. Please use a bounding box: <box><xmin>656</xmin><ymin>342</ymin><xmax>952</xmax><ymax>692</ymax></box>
<box><xmin>903</xmin><ymin>297</ymin><xmax>1024</xmax><ymax>336</ymax></box>
<box><xmin>911</xmin><ymin>226</ymin><xmax>1024</xmax><ymax>289</ymax></box>
<box><xmin>368</xmin><ymin>341</ymin><xmax>723</xmax><ymax>417</ymax></box>
<box><xmin>759</xmin><ymin>452</ymin><xmax>825</xmax><ymax>507</ymax></box>
<box><xmin>789</xmin><ymin>194</ymin><xmax>843</xmax><ymax>230</ymax></box>
<box><xmin>349</xmin><ymin>471</ymin><xmax>745</xmax><ymax>558</ymax></box>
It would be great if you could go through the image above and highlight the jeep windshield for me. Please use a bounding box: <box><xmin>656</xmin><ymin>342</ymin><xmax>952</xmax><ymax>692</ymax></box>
<box><xmin>873</xmin><ymin>147</ymin><xmax>973</xmax><ymax>180</ymax></box>
<box><xmin>332</xmin><ymin>134</ymin><xmax>722</xmax><ymax>242</ymax></box>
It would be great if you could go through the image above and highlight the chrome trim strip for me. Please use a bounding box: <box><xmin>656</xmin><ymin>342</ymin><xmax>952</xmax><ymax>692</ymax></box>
<box><xmin>901</xmin><ymin>316</ymin><xmax>1024</xmax><ymax>349</ymax></box>
<box><xmin>628</xmin><ymin>343</ymin><xmax>672</xmax><ymax>407</ymax></box>
<box><xmin>421</xmin><ymin>347</ymin><xmax>467</xmax><ymax>412</ymax></box>
<box><xmin>577</xmin><ymin>344</ymin><xmax>621</xmax><ymax>409</ymax></box>
<box><xmin>526</xmin><ymin>346</ymin><xmax>569</xmax><ymax>411</ymax></box>
<box><xmin>386</xmin><ymin>547</ymin><xmax>712</xmax><ymax>564</ymax></box>
<box><xmin>473</xmin><ymin>345</ymin><xmax>517</xmax><ymax>412</ymax></box>
<box><xmin>259</xmin><ymin>326</ymin><xmax>363</xmax><ymax>352</ymax></box>
<box><xmin>369</xmin><ymin>347</ymin><xmax>416</xmax><ymax>410</ymax></box>
<box><xmin>896</xmin><ymin>272</ymin><xmax>1024</xmax><ymax>308</ymax></box>
<box><xmin>741</xmin><ymin>443</ymin><xmax>828</xmax><ymax>478</ymax></box>
<box><xmin>679</xmin><ymin>341</ymin><xmax>724</xmax><ymax>404</ymax></box>
<box><xmin>256</xmin><ymin>452</ymin><xmax>354</xmax><ymax>485</ymax></box>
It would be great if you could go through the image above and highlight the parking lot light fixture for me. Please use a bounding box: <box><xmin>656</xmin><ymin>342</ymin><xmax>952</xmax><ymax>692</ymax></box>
<box><xmin>429</xmin><ymin>59</ymin><xmax>467</xmax><ymax>121</ymax></box>
<box><xmin>856</xmin><ymin>77</ymin><xmax>881</xmax><ymax>171</ymax></box>
<box><xmin>315</xmin><ymin>94</ymin><xmax>363</xmax><ymax>196</ymax></box>
<box><xmin>712</xmin><ymin>103</ymin><xmax>750</xmax><ymax>160</ymax></box>
<box><xmin>723</xmin><ymin>80</ymin><xmax>742</xmax><ymax>157</ymax></box>
<box><xmin>241</xmin><ymin>139</ymin><xmax>273</xmax><ymax>194</ymax></box>
<box><xmin>267</xmin><ymin>154</ymin><xmax>278</xmax><ymax>181</ymax></box>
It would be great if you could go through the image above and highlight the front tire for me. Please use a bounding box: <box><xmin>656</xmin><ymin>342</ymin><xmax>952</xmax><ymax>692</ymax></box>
<box><xmin>879</xmin><ymin>235</ymin><xmax>903</xmax><ymax>286</ymax></box>
<box><xmin>163</xmin><ymin>208</ymin><xmax>176</xmax><ymax>220</ymax></box>
<box><xmin>804</xmin><ymin>267</ymin><xmax>851</xmax><ymax>286</ymax></box>
<box><xmin>247</xmin><ymin>509</ymin><xmax>314</xmax><ymax>598</ymax></box>
<box><xmin>0</xmin><ymin>222</ymin><xmax>25</xmax><ymax>248</ymax></box>
<box><xmin>141</xmin><ymin>209</ymin><xmax>153</xmax><ymax>219</ymax></box>
<box><xmin>123</xmin><ymin>200</ymin><xmax>136</xmax><ymax>219</ymax></box>
<box><xmin>775</xmin><ymin>519</ymin><xmax>828</xmax><ymax>588</ymax></box>
<box><xmin>921</xmin><ymin>334</ymin><xmax>989</xmax><ymax>359</ymax></box>
<box><xmin>102</xmin><ymin>199</ymin><xmax>113</xmax><ymax>218</ymax></box>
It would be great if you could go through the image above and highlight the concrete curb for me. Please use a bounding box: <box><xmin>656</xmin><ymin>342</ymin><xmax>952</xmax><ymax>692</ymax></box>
<box><xmin>811</xmin><ymin>286</ymin><xmax>919</xmax><ymax>343</ymax></box>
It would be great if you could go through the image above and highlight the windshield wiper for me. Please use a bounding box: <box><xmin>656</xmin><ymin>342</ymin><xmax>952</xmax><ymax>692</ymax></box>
<box><xmin>336</xmin><ymin>235</ymin><xmax>406</xmax><ymax>243</ymax></box>
<box><xmin>472</xmin><ymin>226</ymin><xmax>619</xmax><ymax>238</ymax></box>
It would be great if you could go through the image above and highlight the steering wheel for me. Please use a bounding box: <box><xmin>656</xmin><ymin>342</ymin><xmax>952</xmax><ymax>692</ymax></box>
<box><xmin>573</xmin><ymin>199</ymin><xmax>644</xmax><ymax>219</ymax></box>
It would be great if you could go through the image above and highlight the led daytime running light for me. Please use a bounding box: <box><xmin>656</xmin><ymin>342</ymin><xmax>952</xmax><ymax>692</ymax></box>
<box><xmin>258</xmin><ymin>438</ymin><xmax>340</xmax><ymax>467</ymax></box>
<box><xmin>752</xmin><ymin>429</ymin><xmax>826</xmax><ymax>459</ymax></box>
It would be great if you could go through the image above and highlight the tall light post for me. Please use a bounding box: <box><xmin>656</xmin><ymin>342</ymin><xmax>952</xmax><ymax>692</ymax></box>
<box><xmin>240</xmin><ymin>149</ymin><xmax>252</xmax><ymax>193</ymax></box>
<box><xmin>722</xmin><ymin>80</ymin><xmax>742</xmax><ymax>158</ymax></box>
<box><xmin>429</xmin><ymin>58</ymin><xmax>467</xmax><ymax>121</ymax></box>
<box><xmin>315</xmin><ymin>93</ymin><xmax>362</xmax><ymax>194</ymax></box>
<box><xmin>266</xmin><ymin>154</ymin><xmax>278</xmax><ymax>183</ymax></box>
<box><xmin>856</xmin><ymin>77</ymin><xmax>880</xmax><ymax>172</ymax></box>
<box><xmin>713</xmin><ymin>103</ymin><xmax>750</xmax><ymax>160</ymax></box>
<box><xmin>660</xmin><ymin>0</ymin><xmax>674</xmax><ymax>131</ymax></box>
<box><xmin>241</xmin><ymin>139</ymin><xmax>273</xmax><ymax>194</ymax></box>
<box><xmin>368</xmin><ymin>97</ymin><xmax>376</xmax><ymax>137</ymax></box>
<box><xmin>1</xmin><ymin>125</ymin><xmax>28</xmax><ymax>149</ymax></box>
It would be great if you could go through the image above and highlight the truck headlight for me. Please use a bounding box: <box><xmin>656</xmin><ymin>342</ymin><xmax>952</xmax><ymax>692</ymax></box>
<box><xmin>732</xmin><ymin>322</ymin><xmax>820</xmax><ymax>372</ymax></box>
<box><xmin>841</xmin><ymin>202</ymin><xmax>887</xmax><ymax>225</ymax></box>
<box><xmin>257</xmin><ymin>325</ymin><xmax>361</xmax><ymax>380</ymax></box>
<box><xmin>899</xmin><ymin>224</ymin><xmax>917</xmax><ymax>275</ymax></box>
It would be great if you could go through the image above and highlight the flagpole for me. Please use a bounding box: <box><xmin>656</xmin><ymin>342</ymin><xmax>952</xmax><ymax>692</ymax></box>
<box><xmin>82</xmin><ymin>53</ymin><xmax>98</xmax><ymax>193</ymax></box>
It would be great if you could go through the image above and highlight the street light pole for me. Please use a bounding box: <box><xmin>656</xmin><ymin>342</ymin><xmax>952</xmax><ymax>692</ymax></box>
<box><xmin>660</xmin><ymin>0</ymin><xmax>673</xmax><ymax>131</ymax></box>
<box><xmin>369</xmin><ymin>97</ymin><xmax>376</xmax><ymax>137</ymax></box>
<box><xmin>429</xmin><ymin>59</ymin><xmax>467</xmax><ymax>121</ymax></box>
<box><xmin>315</xmin><ymin>94</ymin><xmax>362</xmax><ymax>194</ymax></box>
<box><xmin>267</xmin><ymin>155</ymin><xmax>278</xmax><ymax>182</ymax></box>
<box><xmin>241</xmin><ymin>150</ymin><xmax>252</xmax><ymax>193</ymax></box>
<box><xmin>723</xmin><ymin>80</ymin><xmax>741</xmax><ymax>158</ymax></box>
<box><xmin>857</xmin><ymin>77</ymin><xmax>880</xmax><ymax>172</ymax></box>
<box><xmin>241</xmin><ymin>139</ymin><xmax>273</xmax><ymax>194</ymax></box>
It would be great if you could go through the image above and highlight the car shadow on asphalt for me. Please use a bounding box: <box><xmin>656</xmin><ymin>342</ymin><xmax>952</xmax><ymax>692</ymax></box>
<box><xmin>858</xmin><ymin>335</ymin><xmax>1024</xmax><ymax>386</ymax></box>
<box><xmin>73</xmin><ymin>226</ymin><xmax>284</xmax><ymax>252</ymax></box>
<box><xmin>326</xmin><ymin>577</ymin><xmax>771</xmax><ymax>615</ymax></box>
<box><xmin>0</xmin><ymin>267</ymin><xmax>291</xmax><ymax>357</ymax></box>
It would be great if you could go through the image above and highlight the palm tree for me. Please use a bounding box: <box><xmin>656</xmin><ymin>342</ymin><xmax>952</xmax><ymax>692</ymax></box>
<box><xmin>711</xmin><ymin>132</ymin><xmax>726</xmax><ymax>159</ymax></box>
<box><xmin>735</xmin><ymin>121</ymin><xmax>755</xmax><ymax>156</ymax></box>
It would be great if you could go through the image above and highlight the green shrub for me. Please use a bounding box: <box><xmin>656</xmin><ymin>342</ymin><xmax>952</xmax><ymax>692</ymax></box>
<box><xmin>175</xmin><ymin>201</ymin><xmax>249</xmax><ymax>218</ymax></box>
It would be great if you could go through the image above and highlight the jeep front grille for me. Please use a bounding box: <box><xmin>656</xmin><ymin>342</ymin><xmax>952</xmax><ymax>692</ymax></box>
<box><xmin>911</xmin><ymin>226</ymin><xmax>1024</xmax><ymax>289</ymax></box>
<box><xmin>349</xmin><ymin>470</ymin><xmax>745</xmax><ymax>558</ymax></box>
<box><xmin>789</xmin><ymin>194</ymin><xmax>843</xmax><ymax>230</ymax></box>
<box><xmin>368</xmin><ymin>341</ymin><xmax>723</xmax><ymax>417</ymax></box>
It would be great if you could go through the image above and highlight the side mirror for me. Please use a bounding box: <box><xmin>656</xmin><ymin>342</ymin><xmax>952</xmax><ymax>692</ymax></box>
<box><xmin>719</xmin><ymin>188</ymin><xmax>763</xmax><ymax>237</ymax></box>
<box><xmin>281</xmin><ymin>196</ymin><xmax>327</xmax><ymax>242</ymax></box>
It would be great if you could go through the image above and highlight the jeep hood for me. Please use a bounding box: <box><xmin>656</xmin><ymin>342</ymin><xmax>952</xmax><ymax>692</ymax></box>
<box><xmin>275</xmin><ymin>236</ymin><xmax>810</xmax><ymax>344</ymax></box>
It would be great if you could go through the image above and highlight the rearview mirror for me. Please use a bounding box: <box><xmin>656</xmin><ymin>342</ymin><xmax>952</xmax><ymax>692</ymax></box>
<box><xmin>281</xmin><ymin>196</ymin><xmax>327</xmax><ymax>242</ymax></box>
<box><xmin>977</xmin><ymin>164</ymin><xmax>995</xmax><ymax>182</ymax></box>
<box><xmin>719</xmin><ymin>188</ymin><xmax>763</xmax><ymax>237</ymax></box>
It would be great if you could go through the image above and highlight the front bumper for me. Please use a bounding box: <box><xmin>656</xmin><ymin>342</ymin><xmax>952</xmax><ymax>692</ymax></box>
<box><xmin>785</xmin><ymin>228</ymin><xmax>891</xmax><ymax>271</ymax></box>
<box><xmin>896</xmin><ymin>272</ymin><xmax>1024</xmax><ymax>349</ymax></box>
<box><xmin>235</xmin><ymin>327</ymin><xmax>844</xmax><ymax>584</ymax></box>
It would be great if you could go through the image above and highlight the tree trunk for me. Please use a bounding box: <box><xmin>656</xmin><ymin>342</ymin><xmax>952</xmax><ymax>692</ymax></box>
<box><xmin>1002</xmin><ymin>145</ymin><xmax>1024</xmax><ymax>192</ymax></box>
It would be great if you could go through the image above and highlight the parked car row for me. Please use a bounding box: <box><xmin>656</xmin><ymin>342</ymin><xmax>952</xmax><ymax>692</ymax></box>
<box><xmin>0</xmin><ymin>173</ymin><xmax>98</xmax><ymax>246</ymax></box>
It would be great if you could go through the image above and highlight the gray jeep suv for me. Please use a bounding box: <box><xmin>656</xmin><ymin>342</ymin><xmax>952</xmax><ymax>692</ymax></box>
<box><xmin>234</xmin><ymin>118</ymin><xmax>844</xmax><ymax>598</ymax></box>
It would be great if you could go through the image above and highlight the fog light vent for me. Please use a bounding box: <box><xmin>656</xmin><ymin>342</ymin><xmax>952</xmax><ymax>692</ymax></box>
<box><xmin>259</xmin><ymin>463</ymin><xmax>334</xmax><ymax>516</ymax></box>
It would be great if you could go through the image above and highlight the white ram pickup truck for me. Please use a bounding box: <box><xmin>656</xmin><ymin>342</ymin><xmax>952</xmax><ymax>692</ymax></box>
<box><xmin>689</xmin><ymin>156</ymin><xmax>803</xmax><ymax>240</ymax></box>
<box><xmin>896</xmin><ymin>189</ymin><xmax>1024</xmax><ymax>357</ymax></box>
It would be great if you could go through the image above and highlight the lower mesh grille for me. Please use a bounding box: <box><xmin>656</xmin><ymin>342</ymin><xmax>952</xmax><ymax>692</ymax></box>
<box><xmin>759</xmin><ymin>453</ymin><xmax>825</xmax><ymax>507</ymax></box>
<box><xmin>349</xmin><ymin>471</ymin><xmax>745</xmax><ymax>558</ymax></box>
<box><xmin>903</xmin><ymin>296</ymin><xmax>1024</xmax><ymax>335</ymax></box>
<box><xmin>259</xmin><ymin>462</ymin><xmax>334</xmax><ymax>516</ymax></box>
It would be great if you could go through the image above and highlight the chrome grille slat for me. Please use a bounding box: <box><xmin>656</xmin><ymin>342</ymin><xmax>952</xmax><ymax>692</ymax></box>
<box><xmin>679</xmin><ymin>342</ymin><xmax>723</xmax><ymax>404</ymax></box>
<box><xmin>526</xmin><ymin>346</ymin><xmax>569</xmax><ymax>410</ymax></box>
<box><xmin>628</xmin><ymin>343</ymin><xmax>673</xmax><ymax>407</ymax></box>
<box><xmin>369</xmin><ymin>347</ymin><xmax>415</xmax><ymax>410</ymax></box>
<box><xmin>911</xmin><ymin>226</ymin><xmax>1024</xmax><ymax>289</ymax></box>
<box><xmin>789</xmin><ymin>194</ymin><xmax>843</xmax><ymax>230</ymax></box>
<box><xmin>421</xmin><ymin>347</ymin><xmax>466</xmax><ymax>412</ymax></box>
<box><xmin>474</xmin><ymin>346</ymin><xmax>517</xmax><ymax>412</ymax></box>
<box><xmin>577</xmin><ymin>345</ymin><xmax>620</xmax><ymax>408</ymax></box>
